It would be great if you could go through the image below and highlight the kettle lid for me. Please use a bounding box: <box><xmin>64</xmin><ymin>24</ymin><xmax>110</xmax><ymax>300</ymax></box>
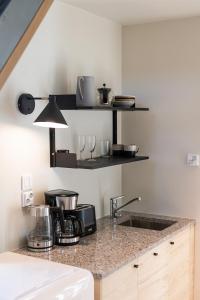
<box><xmin>29</xmin><ymin>205</ymin><xmax>50</xmax><ymax>217</ymax></box>
<box><xmin>45</xmin><ymin>189</ymin><xmax>79</xmax><ymax>197</ymax></box>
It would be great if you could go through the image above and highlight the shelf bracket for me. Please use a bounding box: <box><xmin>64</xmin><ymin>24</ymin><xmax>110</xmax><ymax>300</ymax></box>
<box><xmin>49</xmin><ymin>128</ymin><xmax>56</xmax><ymax>167</ymax></box>
<box><xmin>113</xmin><ymin>111</ymin><xmax>117</xmax><ymax>144</ymax></box>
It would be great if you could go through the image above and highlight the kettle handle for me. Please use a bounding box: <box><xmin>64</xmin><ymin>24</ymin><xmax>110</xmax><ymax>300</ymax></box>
<box><xmin>78</xmin><ymin>77</ymin><xmax>84</xmax><ymax>101</ymax></box>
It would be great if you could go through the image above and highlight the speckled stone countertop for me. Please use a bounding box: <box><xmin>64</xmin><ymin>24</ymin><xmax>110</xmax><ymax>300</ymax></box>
<box><xmin>16</xmin><ymin>212</ymin><xmax>194</xmax><ymax>279</ymax></box>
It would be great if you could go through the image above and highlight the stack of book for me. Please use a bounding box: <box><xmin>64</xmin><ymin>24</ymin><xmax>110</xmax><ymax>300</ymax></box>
<box><xmin>112</xmin><ymin>95</ymin><xmax>135</xmax><ymax>108</ymax></box>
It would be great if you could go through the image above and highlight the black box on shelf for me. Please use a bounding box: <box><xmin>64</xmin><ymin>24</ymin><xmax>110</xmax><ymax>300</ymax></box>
<box><xmin>55</xmin><ymin>151</ymin><xmax>77</xmax><ymax>168</ymax></box>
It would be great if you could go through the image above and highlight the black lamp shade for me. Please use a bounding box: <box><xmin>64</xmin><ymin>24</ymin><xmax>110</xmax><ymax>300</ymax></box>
<box><xmin>33</xmin><ymin>97</ymin><xmax>68</xmax><ymax>128</ymax></box>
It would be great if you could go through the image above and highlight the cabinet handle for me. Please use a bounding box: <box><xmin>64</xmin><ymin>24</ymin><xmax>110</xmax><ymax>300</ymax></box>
<box><xmin>170</xmin><ymin>241</ymin><xmax>175</xmax><ymax>245</ymax></box>
<box><xmin>153</xmin><ymin>252</ymin><xmax>158</xmax><ymax>256</ymax></box>
<box><xmin>133</xmin><ymin>264</ymin><xmax>139</xmax><ymax>268</ymax></box>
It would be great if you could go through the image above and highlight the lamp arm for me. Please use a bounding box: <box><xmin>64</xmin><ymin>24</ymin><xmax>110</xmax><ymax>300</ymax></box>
<box><xmin>32</xmin><ymin>97</ymin><xmax>49</xmax><ymax>100</ymax></box>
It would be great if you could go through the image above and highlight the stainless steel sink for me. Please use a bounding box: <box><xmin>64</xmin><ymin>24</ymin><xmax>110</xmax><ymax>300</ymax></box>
<box><xmin>118</xmin><ymin>216</ymin><xmax>177</xmax><ymax>231</ymax></box>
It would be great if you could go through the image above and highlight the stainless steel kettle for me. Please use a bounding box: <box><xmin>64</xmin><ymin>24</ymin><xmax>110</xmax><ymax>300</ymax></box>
<box><xmin>26</xmin><ymin>205</ymin><xmax>53</xmax><ymax>252</ymax></box>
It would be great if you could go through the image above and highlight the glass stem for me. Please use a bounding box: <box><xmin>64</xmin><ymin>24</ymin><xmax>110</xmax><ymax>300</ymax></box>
<box><xmin>91</xmin><ymin>151</ymin><xmax>92</xmax><ymax>160</ymax></box>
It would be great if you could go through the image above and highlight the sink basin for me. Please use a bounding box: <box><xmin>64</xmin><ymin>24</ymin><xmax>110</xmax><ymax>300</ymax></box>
<box><xmin>0</xmin><ymin>252</ymin><xmax>94</xmax><ymax>300</ymax></box>
<box><xmin>118</xmin><ymin>216</ymin><xmax>176</xmax><ymax>231</ymax></box>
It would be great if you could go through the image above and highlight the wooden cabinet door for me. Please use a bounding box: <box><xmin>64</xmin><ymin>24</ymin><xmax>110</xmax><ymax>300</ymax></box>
<box><xmin>138</xmin><ymin>266</ymin><xmax>168</xmax><ymax>300</ymax></box>
<box><xmin>168</xmin><ymin>225</ymin><xmax>194</xmax><ymax>300</ymax></box>
<box><xmin>138</xmin><ymin>241</ymin><xmax>168</xmax><ymax>300</ymax></box>
<box><xmin>95</xmin><ymin>258</ymin><xmax>138</xmax><ymax>300</ymax></box>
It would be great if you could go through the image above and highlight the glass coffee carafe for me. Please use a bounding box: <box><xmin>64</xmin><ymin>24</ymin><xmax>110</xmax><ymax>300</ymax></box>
<box><xmin>27</xmin><ymin>205</ymin><xmax>53</xmax><ymax>252</ymax></box>
<box><xmin>55</xmin><ymin>211</ymin><xmax>83</xmax><ymax>246</ymax></box>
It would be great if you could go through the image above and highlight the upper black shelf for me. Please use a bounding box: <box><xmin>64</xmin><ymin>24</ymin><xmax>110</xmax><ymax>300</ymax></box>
<box><xmin>67</xmin><ymin>106</ymin><xmax>149</xmax><ymax>111</ymax></box>
<box><xmin>55</xmin><ymin>95</ymin><xmax>149</xmax><ymax>111</ymax></box>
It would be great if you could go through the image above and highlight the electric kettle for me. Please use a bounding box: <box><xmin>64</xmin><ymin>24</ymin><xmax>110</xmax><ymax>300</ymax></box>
<box><xmin>26</xmin><ymin>205</ymin><xmax>53</xmax><ymax>252</ymax></box>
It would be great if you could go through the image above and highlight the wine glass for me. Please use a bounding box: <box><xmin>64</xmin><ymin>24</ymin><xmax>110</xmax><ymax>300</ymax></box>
<box><xmin>87</xmin><ymin>135</ymin><xmax>96</xmax><ymax>161</ymax></box>
<box><xmin>78</xmin><ymin>135</ymin><xmax>86</xmax><ymax>160</ymax></box>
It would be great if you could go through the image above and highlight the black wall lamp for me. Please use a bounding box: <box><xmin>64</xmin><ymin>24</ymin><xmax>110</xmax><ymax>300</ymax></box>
<box><xmin>18</xmin><ymin>93</ymin><xmax>68</xmax><ymax>128</ymax></box>
<box><xmin>17</xmin><ymin>93</ymin><xmax>77</xmax><ymax>167</ymax></box>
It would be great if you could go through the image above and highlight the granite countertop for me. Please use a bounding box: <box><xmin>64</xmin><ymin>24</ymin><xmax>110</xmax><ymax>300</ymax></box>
<box><xmin>16</xmin><ymin>212</ymin><xmax>194</xmax><ymax>279</ymax></box>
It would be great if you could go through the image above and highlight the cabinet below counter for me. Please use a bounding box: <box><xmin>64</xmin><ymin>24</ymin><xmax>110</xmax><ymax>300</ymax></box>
<box><xmin>95</xmin><ymin>223</ymin><xmax>194</xmax><ymax>300</ymax></box>
<box><xmin>16</xmin><ymin>212</ymin><xmax>195</xmax><ymax>300</ymax></box>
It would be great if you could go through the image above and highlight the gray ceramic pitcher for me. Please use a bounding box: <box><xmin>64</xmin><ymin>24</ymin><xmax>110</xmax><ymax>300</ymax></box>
<box><xmin>76</xmin><ymin>76</ymin><xmax>95</xmax><ymax>106</ymax></box>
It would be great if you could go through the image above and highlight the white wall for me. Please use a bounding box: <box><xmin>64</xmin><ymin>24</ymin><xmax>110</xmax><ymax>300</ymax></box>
<box><xmin>0</xmin><ymin>0</ymin><xmax>122</xmax><ymax>251</ymax></box>
<box><xmin>122</xmin><ymin>16</ymin><xmax>200</xmax><ymax>299</ymax></box>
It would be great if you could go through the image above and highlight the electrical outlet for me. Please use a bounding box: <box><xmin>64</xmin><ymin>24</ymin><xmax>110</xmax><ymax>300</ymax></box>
<box><xmin>21</xmin><ymin>191</ymin><xmax>34</xmax><ymax>208</ymax></box>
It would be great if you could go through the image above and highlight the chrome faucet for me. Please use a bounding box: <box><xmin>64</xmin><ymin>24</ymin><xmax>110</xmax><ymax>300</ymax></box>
<box><xmin>110</xmin><ymin>195</ymin><xmax>141</xmax><ymax>219</ymax></box>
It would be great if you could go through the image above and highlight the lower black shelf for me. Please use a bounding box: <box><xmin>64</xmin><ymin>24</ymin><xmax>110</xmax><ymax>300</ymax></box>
<box><xmin>54</xmin><ymin>151</ymin><xmax>149</xmax><ymax>169</ymax></box>
<box><xmin>75</xmin><ymin>156</ymin><xmax>149</xmax><ymax>169</ymax></box>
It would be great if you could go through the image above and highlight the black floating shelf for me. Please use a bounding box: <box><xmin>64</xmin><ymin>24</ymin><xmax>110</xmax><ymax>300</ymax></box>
<box><xmin>78</xmin><ymin>156</ymin><xmax>149</xmax><ymax>169</ymax></box>
<box><xmin>67</xmin><ymin>106</ymin><xmax>149</xmax><ymax>111</ymax></box>
<box><xmin>77</xmin><ymin>156</ymin><xmax>149</xmax><ymax>169</ymax></box>
<box><xmin>55</xmin><ymin>95</ymin><xmax>149</xmax><ymax>111</ymax></box>
<box><xmin>55</xmin><ymin>155</ymin><xmax>149</xmax><ymax>170</ymax></box>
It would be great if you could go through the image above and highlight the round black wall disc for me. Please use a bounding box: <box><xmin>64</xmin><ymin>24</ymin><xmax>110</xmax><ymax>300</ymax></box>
<box><xmin>18</xmin><ymin>94</ymin><xmax>35</xmax><ymax>115</ymax></box>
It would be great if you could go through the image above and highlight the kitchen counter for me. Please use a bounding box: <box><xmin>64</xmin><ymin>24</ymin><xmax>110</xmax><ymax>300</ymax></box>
<box><xmin>16</xmin><ymin>212</ymin><xmax>194</xmax><ymax>279</ymax></box>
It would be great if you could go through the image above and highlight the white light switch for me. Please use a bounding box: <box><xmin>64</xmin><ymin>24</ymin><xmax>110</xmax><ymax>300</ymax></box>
<box><xmin>21</xmin><ymin>174</ymin><xmax>32</xmax><ymax>191</ymax></box>
<box><xmin>21</xmin><ymin>175</ymin><xmax>33</xmax><ymax>207</ymax></box>
<box><xmin>187</xmin><ymin>153</ymin><xmax>200</xmax><ymax>167</ymax></box>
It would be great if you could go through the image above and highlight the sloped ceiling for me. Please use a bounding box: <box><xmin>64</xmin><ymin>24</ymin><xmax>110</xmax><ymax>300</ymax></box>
<box><xmin>61</xmin><ymin>0</ymin><xmax>200</xmax><ymax>25</ymax></box>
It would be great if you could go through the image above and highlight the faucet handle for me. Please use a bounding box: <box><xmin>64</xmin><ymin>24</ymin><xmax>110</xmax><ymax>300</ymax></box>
<box><xmin>110</xmin><ymin>195</ymin><xmax>125</xmax><ymax>203</ymax></box>
<box><xmin>110</xmin><ymin>195</ymin><xmax>124</xmax><ymax>219</ymax></box>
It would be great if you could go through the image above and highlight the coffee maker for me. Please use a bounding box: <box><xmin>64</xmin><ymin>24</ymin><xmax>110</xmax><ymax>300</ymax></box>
<box><xmin>45</xmin><ymin>190</ymin><xmax>83</xmax><ymax>246</ymax></box>
<box><xmin>45</xmin><ymin>190</ymin><xmax>97</xmax><ymax>245</ymax></box>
